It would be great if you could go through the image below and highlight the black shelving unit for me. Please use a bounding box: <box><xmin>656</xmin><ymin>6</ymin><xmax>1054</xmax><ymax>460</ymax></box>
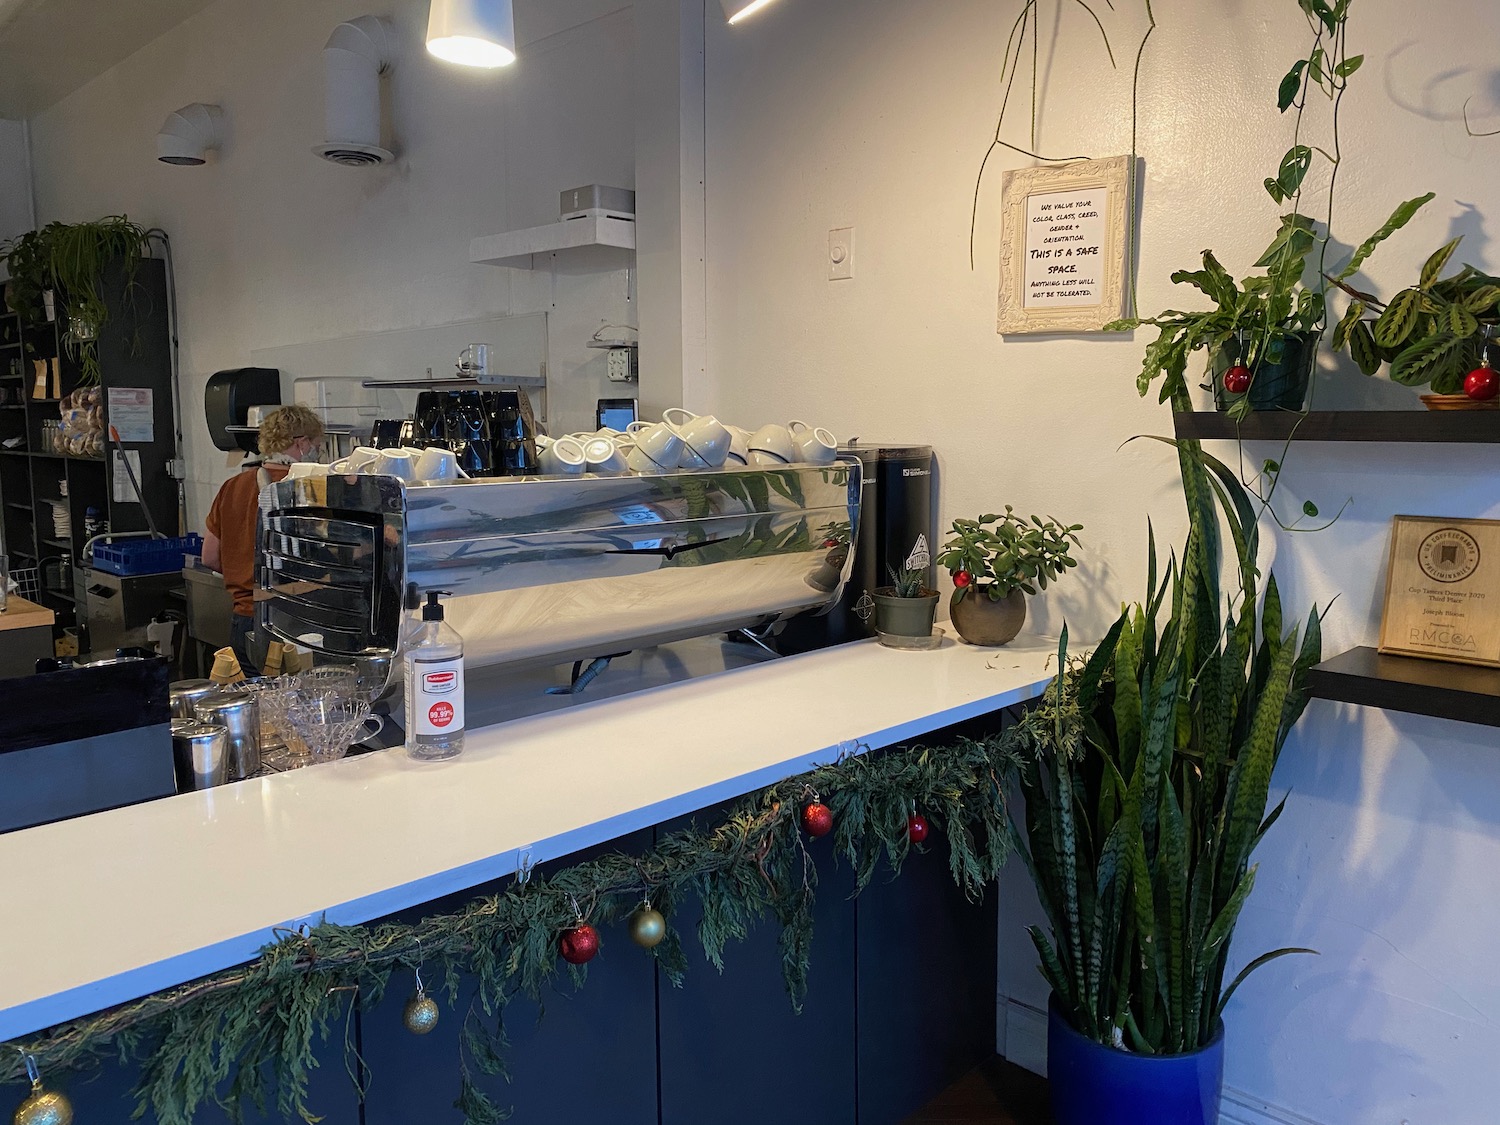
<box><xmin>0</xmin><ymin>258</ymin><xmax>177</xmax><ymax>615</ymax></box>
<box><xmin>1173</xmin><ymin>410</ymin><xmax>1500</xmax><ymax>443</ymax></box>
<box><xmin>1307</xmin><ymin>647</ymin><xmax>1500</xmax><ymax>728</ymax></box>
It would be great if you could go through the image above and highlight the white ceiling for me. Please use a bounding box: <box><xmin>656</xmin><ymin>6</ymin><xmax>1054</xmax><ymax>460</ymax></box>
<box><xmin>0</xmin><ymin>0</ymin><xmax>215</xmax><ymax>117</ymax></box>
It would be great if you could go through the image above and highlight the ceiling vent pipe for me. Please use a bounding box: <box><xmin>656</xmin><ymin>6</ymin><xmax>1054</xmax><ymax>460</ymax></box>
<box><xmin>315</xmin><ymin>15</ymin><xmax>395</xmax><ymax>167</ymax></box>
<box><xmin>157</xmin><ymin>102</ymin><xmax>224</xmax><ymax>165</ymax></box>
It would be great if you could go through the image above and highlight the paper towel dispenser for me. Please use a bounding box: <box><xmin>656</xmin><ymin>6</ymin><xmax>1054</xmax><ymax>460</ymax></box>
<box><xmin>206</xmin><ymin>368</ymin><xmax>281</xmax><ymax>452</ymax></box>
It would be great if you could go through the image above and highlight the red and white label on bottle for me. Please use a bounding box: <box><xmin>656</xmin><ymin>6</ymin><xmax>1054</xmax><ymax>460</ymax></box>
<box><xmin>413</xmin><ymin>656</ymin><xmax>464</xmax><ymax>736</ymax></box>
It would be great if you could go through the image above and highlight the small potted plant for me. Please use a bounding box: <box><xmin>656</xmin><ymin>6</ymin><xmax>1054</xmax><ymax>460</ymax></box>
<box><xmin>871</xmin><ymin>555</ymin><xmax>940</xmax><ymax>645</ymax></box>
<box><xmin>937</xmin><ymin>509</ymin><xmax>1080</xmax><ymax>647</ymax></box>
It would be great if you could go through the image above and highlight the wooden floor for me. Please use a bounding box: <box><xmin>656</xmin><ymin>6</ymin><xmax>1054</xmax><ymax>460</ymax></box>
<box><xmin>901</xmin><ymin>1056</ymin><xmax>1051</xmax><ymax>1125</ymax></box>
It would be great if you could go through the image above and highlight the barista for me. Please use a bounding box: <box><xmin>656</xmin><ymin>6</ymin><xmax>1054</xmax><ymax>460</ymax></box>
<box><xmin>202</xmin><ymin>404</ymin><xmax>324</xmax><ymax>674</ymax></box>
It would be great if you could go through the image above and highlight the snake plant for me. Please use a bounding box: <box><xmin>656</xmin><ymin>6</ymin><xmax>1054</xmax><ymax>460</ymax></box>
<box><xmin>1004</xmin><ymin>433</ymin><xmax>1321</xmax><ymax>1054</ymax></box>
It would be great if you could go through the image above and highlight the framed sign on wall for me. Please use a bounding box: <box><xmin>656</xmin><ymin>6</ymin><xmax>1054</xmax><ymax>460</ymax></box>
<box><xmin>997</xmin><ymin>155</ymin><xmax>1131</xmax><ymax>335</ymax></box>
<box><xmin>1378</xmin><ymin>515</ymin><xmax>1500</xmax><ymax>668</ymax></box>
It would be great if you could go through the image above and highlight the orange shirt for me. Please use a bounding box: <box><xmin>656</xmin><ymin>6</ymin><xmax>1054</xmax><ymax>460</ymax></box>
<box><xmin>204</xmin><ymin>463</ymin><xmax>288</xmax><ymax>618</ymax></box>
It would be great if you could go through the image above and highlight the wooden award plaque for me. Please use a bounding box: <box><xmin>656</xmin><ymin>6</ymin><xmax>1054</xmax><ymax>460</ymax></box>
<box><xmin>1378</xmin><ymin>515</ymin><xmax>1500</xmax><ymax>668</ymax></box>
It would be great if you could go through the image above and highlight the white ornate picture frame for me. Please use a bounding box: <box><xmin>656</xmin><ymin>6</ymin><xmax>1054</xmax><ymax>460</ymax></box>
<box><xmin>997</xmin><ymin>155</ymin><xmax>1131</xmax><ymax>335</ymax></box>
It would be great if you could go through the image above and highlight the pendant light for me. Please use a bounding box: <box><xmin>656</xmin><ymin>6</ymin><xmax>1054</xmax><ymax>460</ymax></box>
<box><xmin>720</xmin><ymin>0</ymin><xmax>781</xmax><ymax>24</ymax></box>
<box><xmin>427</xmin><ymin>0</ymin><xmax>516</xmax><ymax>68</ymax></box>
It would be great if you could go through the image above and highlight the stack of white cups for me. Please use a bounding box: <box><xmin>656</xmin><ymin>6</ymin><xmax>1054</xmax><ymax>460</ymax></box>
<box><xmin>334</xmin><ymin>412</ymin><xmax>841</xmax><ymax>481</ymax></box>
<box><xmin>527</xmin><ymin>411</ymin><xmax>839</xmax><ymax>477</ymax></box>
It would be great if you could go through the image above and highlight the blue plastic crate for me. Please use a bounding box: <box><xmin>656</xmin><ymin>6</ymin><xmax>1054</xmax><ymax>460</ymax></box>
<box><xmin>91</xmin><ymin>534</ymin><xmax>204</xmax><ymax>577</ymax></box>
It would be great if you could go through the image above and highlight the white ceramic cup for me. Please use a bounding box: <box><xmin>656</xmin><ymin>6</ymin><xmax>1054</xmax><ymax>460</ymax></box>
<box><xmin>630</xmin><ymin>422</ymin><xmax>685</xmax><ymax>471</ymax></box>
<box><xmin>285</xmin><ymin>461</ymin><xmax>330</xmax><ymax>480</ymax></box>
<box><xmin>627</xmin><ymin>444</ymin><xmax>671</xmax><ymax>475</ymax></box>
<box><xmin>724</xmin><ymin>425</ymin><xmax>751</xmax><ymax>466</ymax></box>
<box><xmin>666</xmin><ymin>409</ymin><xmax>732</xmax><ymax>469</ymax></box>
<box><xmin>374</xmin><ymin>449</ymin><xmax>416</xmax><ymax>480</ymax></box>
<box><xmin>789</xmin><ymin>420</ymin><xmax>838</xmax><ymax>465</ymax></box>
<box><xmin>330</xmin><ymin>446</ymin><xmax>382</xmax><ymax>474</ymax></box>
<box><xmin>538</xmin><ymin>435</ymin><xmax>587</xmax><ymax>476</ymax></box>
<box><xmin>414</xmin><ymin>446</ymin><xmax>467</xmax><ymax>482</ymax></box>
<box><xmin>747</xmin><ymin>423</ymin><xmax>795</xmax><ymax>463</ymax></box>
<box><xmin>749</xmin><ymin>450</ymin><xmax>792</xmax><ymax>468</ymax></box>
<box><xmin>583</xmin><ymin>436</ymin><xmax>630</xmax><ymax>476</ymax></box>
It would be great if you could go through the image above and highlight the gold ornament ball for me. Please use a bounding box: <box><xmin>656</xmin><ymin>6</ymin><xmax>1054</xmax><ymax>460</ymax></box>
<box><xmin>629</xmin><ymin>907</ymin><xmax>667</xmax><ymax>949</ymax></box>
<box><xmin>14</xmin><ymin>1086</ymin><xmax>73</xmax><ymax>1125</ymax></box>
<box><xmin>403</xmin><ymin>991</ymin><xmax>440</xmax><ymax>1035</ymax></box>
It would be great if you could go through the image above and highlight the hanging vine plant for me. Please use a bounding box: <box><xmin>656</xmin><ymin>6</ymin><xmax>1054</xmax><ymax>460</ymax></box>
<box><xmin>1</xmin><ymin>215</ymin><xmax>149</xmax><ymax>383</ymax></box>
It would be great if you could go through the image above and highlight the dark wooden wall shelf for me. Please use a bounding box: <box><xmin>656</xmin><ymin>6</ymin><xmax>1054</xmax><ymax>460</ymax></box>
<box><xmin>1173</xmin><ymin>410</ymin><xmax>1500</xmax><ymax>443</ymax></box>
<box><xmin>1307</xmin><ymin>646</ymin><xmax>1500</xmax><ymax>728</ymax></box>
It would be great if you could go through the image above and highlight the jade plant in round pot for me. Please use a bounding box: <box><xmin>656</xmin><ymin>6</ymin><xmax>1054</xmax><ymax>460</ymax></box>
<box><xmin>936</xmin><ymin>509</ymin><xmax>1080</xmax><ymax>647</ymax></box>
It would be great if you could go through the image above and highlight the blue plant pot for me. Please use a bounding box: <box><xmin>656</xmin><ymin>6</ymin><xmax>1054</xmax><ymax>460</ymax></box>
<box><xmin>1047</xmin><ymin>997</ymin><xmax>1225</xmax><ymax>1125</ymax></box>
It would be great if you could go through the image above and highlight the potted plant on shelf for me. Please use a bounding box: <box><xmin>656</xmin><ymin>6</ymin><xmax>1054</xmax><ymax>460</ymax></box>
<box><xmin>868</xmin><ymin>551</ymin><xmax>940</xmax><ymax>645</ymax></box>
<box><xmin>937</xmin><ymin>508</ymin><xmax>1080</xmax><ymax>646</ymax></box>
<box><xmin>1003</xmin><ymin>436</ymin><xmax>1320</xmax><ymax>1125</ymax></box>
<box><xmin>0</xmin><ymin>215</ymin><xmax>150</xmax><ymax>383</ymax></box>
<box><xmin>1107</xmin><ymin>0</ymin><xmax>1432</xmax><ymax>419</ymax></box>
<box><xmin>1325</xmin><ymin>234</ymin><xmax>1500</xmax><ymax>407</ymax></box>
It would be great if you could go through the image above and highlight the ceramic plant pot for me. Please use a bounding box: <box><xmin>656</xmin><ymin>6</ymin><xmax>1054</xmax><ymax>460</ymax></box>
<box><xmin>949</xmin><ymin>586</ymin><xmax>1026</xmax><ymax>646</ymax></box>
<box><xmin>1048</xmin><ymin>996</ymin><xmax>1225</xmax><ymax>1125</ymax></box>
<box><xmin>872</xmin><ymin>587</ymin><xmax>939</xmax><ymax>639</ymax></box>
<box><xmin>1211</xmin><ymin>330</ymin><xmax>1317</xmax><ymax>412</ymax></box>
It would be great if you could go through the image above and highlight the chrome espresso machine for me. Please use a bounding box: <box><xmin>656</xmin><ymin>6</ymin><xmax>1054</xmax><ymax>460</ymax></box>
<box><xmin>257</xmin><ymin>463</ymin><xmax>861</xmax><ymax>705</ymax></box>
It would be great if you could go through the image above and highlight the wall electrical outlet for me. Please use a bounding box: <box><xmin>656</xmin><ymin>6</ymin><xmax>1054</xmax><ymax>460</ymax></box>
<box><xmin>607</xmin><ymin>346</ymin><xmax>639</xmax><ymax>382</ymax></box>
<box><xmin>829</xmin><ymin>227</ymin><xmax>855</xmax><ymax>281</ymax></box>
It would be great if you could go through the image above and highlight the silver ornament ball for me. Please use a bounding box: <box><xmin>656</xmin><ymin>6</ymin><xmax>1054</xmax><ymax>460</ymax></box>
<box><xmin>13</xmin><ymin>1085</ymin><xmax>73</xmax><ymax>1125</ymax></box>
<box><xmin>403</xmin><ymin>991</ymin><xmax>441</xmax><ymax>1035</ymax></box>
<box><xmin>629</xmin><ymin>907</ymin><xmax>667</xmax><ymax>949</ymax></box>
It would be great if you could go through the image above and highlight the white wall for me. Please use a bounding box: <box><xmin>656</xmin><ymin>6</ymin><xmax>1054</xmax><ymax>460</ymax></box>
<box><xmin>27</xmin><ymin>0</ymin><xmax>639</xmax><ymax>525</ymax></box>
<box><xmin>0</xmin><ymin>119</ymin><xmax>33</xmax><ymax>253</ymax></box>
<box><xmin>699</xmin><ymin>2</ymin><xmax>1500</xmax><ymax>1124</ymax></box>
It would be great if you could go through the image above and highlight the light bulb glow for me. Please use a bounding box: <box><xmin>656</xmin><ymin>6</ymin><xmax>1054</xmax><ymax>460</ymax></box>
<box><xmin>426</xmin><ymin>34</ymin><xmax>515</xmax><ymax>67</ymax></box>
<box><xmin>426</xmin><ymin>0</ymin><xmax>516</xmax><ymax>68</ymax></box>
<box><xmin>724</xmin><ymin>0</ymin><xmax>780</xmax><ymax>24</ymax></box>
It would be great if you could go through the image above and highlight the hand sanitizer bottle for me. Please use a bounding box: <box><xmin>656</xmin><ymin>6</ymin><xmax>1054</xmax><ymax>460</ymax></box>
<box><xmin>406</xmin><ymin>591</ymin><xmax>465</xmax><ymax>760</ymax></box>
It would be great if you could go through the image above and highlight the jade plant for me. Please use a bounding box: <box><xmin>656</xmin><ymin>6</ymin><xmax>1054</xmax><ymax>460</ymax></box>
<box><xmin>937</xmin><ymin>509</ymin><xmax>1080</xmax><ymax>603</ymax></box>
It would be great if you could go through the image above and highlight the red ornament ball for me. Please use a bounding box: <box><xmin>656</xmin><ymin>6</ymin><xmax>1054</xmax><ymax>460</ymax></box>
<box><xmin>907</xmin><ymin>814</ymin><xmax>930</xmax><ymax>844</ymax></box>
<box><xmin>1222</xmin><ymin>365</ymin><xmax>1252</xmax><ymax>395</ymax></box>
<box><xmin>559</xmin><ymin>923</ymin><xmax>600</xmax><ymax>965</ymax></box>
<box><xmin>1464</xmin><ymin>365</ymin><xmax>1499</xmax><ymax>402</ymax></box>
<box><xmin>953</xmin><ymin>571</ymin><xmax>972</xmax><ymax>588</ymax></box>
<box><xmin>800</xmin><ymin>802</ymin><xmax>834</xmax><ymax>838</ymax></box>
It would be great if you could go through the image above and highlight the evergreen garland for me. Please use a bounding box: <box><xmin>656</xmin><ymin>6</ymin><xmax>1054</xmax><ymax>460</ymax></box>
<box><xmin>2</xmin><ymin>732</ymin><xmax>1028</xmax><ymax>1125</ymax></box>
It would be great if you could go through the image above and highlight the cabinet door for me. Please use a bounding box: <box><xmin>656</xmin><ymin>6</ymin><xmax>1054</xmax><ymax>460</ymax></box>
<box><xmin>855</xmin><ymin>834</ymin><xmax>999</xmax><ymax>1125</ymax></box>
<box><xmin>58</xmin><ymin>1024</ymin><xmax>363</xmax><ymax>1125</ymax></box>
<box><xmin>656</xmin><ymin>808</ymin><xmax>858</xmax><ymax>1125</ymax></box>
<box><xmin>360</xmin><ymin>828</ymin><xmax>658</xmax><ymax>1125</ymax></box>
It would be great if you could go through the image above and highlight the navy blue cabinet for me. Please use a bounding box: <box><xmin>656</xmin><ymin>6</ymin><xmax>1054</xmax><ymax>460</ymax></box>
<box><xmin>27</xmin><ymin>778</ymin><xmax>998</xmax><ymax>1125</ymax></box>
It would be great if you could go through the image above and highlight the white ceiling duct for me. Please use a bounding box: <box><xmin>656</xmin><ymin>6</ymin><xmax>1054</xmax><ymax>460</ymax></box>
<box><xmin>157</xmin><ymin>102</ymin><xmax>224</xmax><ymax>165</ymax></box>
<box><xmin>315</xmin><ymin>15</ymin><xmax>394</xmax><ymax>167</ymax></box>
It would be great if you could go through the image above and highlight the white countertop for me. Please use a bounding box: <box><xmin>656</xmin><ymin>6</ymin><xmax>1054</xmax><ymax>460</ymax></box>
<box><xmin>0</xmin><ymin>634</ymin><xmax>1057</xmax><ymax>1042</ymax></box>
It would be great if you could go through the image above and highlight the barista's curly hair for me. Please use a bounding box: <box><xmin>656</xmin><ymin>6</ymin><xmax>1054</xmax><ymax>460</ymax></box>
<box><xmin>258</xmin><ymin>404</ymin><xmax>325</xmax><ymax>455</ymax></box>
